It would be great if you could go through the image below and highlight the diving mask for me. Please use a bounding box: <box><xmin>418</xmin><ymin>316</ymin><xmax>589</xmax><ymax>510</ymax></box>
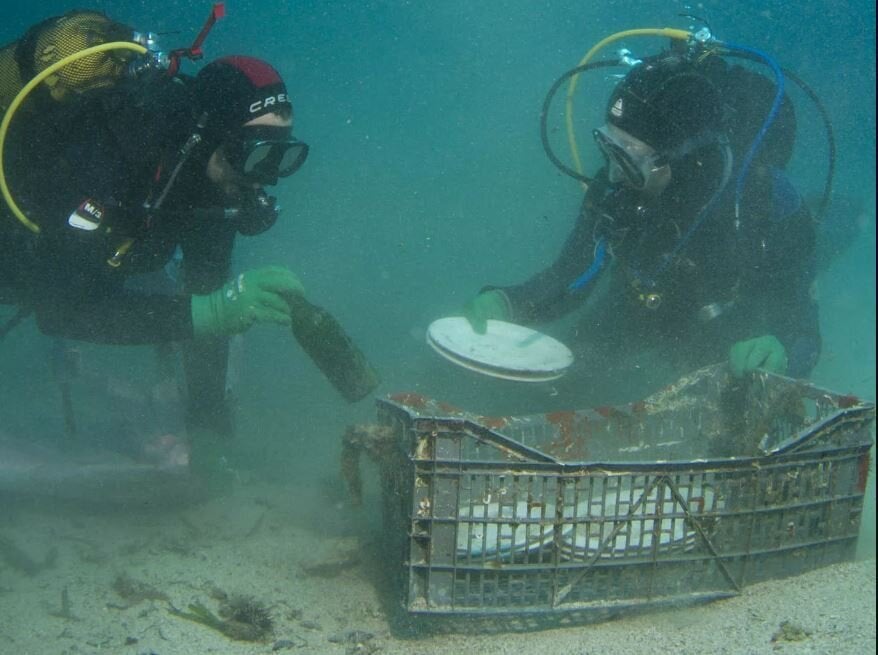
<box><xmin>593</xmin><ymin>124</ymin><xmax>671</xmax><ymax>196</ymax></box>
<box><xmin>224</xmin><ymin>126</ymin><xmax>309</xmax><ymax>185</ymax></box>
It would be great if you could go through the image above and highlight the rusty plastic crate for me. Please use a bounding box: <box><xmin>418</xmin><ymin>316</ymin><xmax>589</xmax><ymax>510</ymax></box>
<box><xmin>366</xmin><ymin>364</ymin><xmax>874</xmax><ymax>631</ymax></box>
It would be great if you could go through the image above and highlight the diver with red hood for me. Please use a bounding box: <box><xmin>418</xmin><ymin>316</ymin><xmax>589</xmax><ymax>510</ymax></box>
<box><xmin>1</xmin><ymin>11</ymin><xmax>312</xmax><ymax>483</ymax></box>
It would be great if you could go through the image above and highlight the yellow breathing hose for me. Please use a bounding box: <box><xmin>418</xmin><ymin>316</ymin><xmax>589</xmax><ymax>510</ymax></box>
<box><xmin>0</xmin><ymin>41</ymin><xmax>148</xmax><ymax>233</ymax></box>
<box><xmin>564</xmin><ymin>28</ymin><xmax>692</xmax><ymax>188</ymax></box>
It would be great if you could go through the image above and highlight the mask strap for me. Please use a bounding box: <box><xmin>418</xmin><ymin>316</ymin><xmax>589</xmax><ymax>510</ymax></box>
<box><xmin>657</xmin><ymin>130</ymin><xmax>723</xmax><ymax>165</ymax></box>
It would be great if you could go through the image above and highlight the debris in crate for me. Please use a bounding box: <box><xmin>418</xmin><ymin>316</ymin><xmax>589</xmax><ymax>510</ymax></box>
<box><xmin>715</xmin><ymin>374</ymin><xmax>810</xmax><ymax>457</ymax></box>
<box><xmin>454</xmin><ymin>477</ymin><xmax>717</xmax><ymax>560</ymax></box>
<box><xmin>350</xmin><ymin>363</ymin><xmax>874</xmax><ymax>627</ymax></box>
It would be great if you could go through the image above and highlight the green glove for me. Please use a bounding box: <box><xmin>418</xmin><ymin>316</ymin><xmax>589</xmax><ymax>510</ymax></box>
<box><xmin>729</xmin><ymin>335</ymin><xmax>788</xmax><ymax>378</ymax></box>
<box><xmin>191</xmin><ymin>266</ymin><xmax>304</xmax><ymax>338</ymax></box>
<box><xmin>462</xmin><ymin>290</ymin><xmax>511</xmax><ymax>334</ymax></box>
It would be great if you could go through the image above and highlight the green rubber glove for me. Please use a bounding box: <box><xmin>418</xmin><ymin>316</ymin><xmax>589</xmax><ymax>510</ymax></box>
<box><xmin>191</xmin><ymin>266</ymin><xmax>304</xmax><ymax>338</ymax></box>
<box><xmin>462</xmin><ymin>290</ymin><xmax>511</xmax><ymax>334</ymax></box>
<box><xmin>729</xmin><ymin>335</ymin><xmax>788</xmax><ymax>378</ymax></box>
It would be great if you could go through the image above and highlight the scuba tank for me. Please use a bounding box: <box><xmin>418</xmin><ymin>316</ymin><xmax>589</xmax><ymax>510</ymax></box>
<box><xmin>0</xmin><ymin>11</ymin><xmax>144</xmax><ymax>113</ymax></box>
<box><xmin>1</xmin><ymin>4</ymin><xmax>226</xmax><ymax>235</ymax></box>
<box><xmin>0</xmin><ymin>5</ymin><xmax>221</xmax><ymax>113</ymax></box>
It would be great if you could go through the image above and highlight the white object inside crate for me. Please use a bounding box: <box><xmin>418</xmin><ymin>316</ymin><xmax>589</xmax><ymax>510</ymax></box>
<box><xmin>456</xmin><ymin>483</ymin><xmax>717</xmax><ymax>559</ymax></box>
<box><xmin>456</xmin><ymin>500</ymin><xmax>570</xmax><ymax>556</ymax></box>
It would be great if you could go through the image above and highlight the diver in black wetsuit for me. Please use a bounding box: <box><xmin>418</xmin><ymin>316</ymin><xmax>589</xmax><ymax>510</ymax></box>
<box><xmin>1</xmin><ymin>15</ymin><xmax>310</xmax><ymax>482</ymax></box>
<box><xmin>461</xmin><ymin>52</ymin><xmax>821</xmax><ymax>388</ymax></box>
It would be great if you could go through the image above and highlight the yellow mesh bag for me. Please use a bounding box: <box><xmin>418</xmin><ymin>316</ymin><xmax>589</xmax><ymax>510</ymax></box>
<box><xmin>0</xmin><ymin>43</ymin><xmax>25</xmax><ymax>114</ymax></box>
<box><xmin>0</xmin><ymin>11</ymin><xmax>134</xmax><ymax>113</ymax></box>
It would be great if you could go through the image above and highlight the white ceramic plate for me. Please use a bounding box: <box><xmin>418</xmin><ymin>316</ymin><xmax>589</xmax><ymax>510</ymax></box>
<box><xmin>456</xmin><ymin>500</ymin><xmax>570</xmax><ymax>558</ymax></box>
<box><xmin>427</xmin><ymin>317</ymin><xmax>574</xmax><ymax>382</ymax></box>
<box><xmin>559</xmin><ymin>486</ymin><xmax>716</xmax><ymax>558</ymax></box>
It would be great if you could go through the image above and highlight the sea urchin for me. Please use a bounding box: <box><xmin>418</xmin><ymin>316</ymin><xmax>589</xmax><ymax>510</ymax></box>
<box><xmin>218</xmin><ymin>594</ymin><xmax>274</xmax><ymax>641</ymax></box>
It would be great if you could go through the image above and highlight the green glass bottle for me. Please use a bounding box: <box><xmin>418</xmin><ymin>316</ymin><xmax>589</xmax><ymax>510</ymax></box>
<box><xmin>288</xmin><ymin>295</ymin><xmax>380</xmax><ymax>403</ymax></box>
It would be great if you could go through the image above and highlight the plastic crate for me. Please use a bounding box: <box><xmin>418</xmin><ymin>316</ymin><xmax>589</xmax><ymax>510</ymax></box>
<box><xmin>368</xmin><ymin>364</ymin><xmax>874</xmax><ymax>631</ymax></box>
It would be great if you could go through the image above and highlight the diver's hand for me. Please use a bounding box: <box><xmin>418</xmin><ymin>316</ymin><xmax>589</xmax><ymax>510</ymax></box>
<box><xmin>190</xmin><ymin>266</ymin><xmax>304</xmax><ymax>338</ymax></box>
<box><xmin>729</xmin><ymin>335</ymin><xmax>788</xmax><ymax>378</ymax></box>
<box><xmin>462</xmin><ymin>290</ymin><xmax>511</xmax><ymax>334</ymax></box>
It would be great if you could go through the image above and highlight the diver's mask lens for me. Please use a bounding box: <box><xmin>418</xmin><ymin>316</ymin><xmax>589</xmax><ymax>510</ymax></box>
<box><xmin>593</xmin><ymin>125</ymin><xmax>670</xmax><ymax>195</ymax></box>
<box><xmin>242</xmin><ymin>139</ymin><xmax>309</xmax><ymax>179</ymax></box>
<box><xmin>226</xmin><ymin>126</ymin><xmax>309</xmax><ymax>184</ymax></box>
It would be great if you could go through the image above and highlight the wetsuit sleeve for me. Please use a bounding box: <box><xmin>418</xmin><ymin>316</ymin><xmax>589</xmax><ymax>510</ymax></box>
<box><xmin>497</xmin><ymin>197</ymin><xmax>601</xmax><ymax>324</ymax></box>
<box><xmin>742</xmin><ymin>186</ymin><xmax>821</xmax><ymax>378</ymax></box>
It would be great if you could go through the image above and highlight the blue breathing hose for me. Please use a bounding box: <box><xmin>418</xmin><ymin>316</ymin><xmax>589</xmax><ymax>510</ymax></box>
<box><xmin>568</xmin><ymin>41</ymin><xmax>786</xmax><ymax>294</ymax></box>
<box><xmin>569</xmin><ymin>238</ymin><xmax>607</xmax><ymax>291</ymax></box>
<box><xmin>720</xmin><ymin>41</ymin><xmax>786</xmax><ymax>219</ymax></box>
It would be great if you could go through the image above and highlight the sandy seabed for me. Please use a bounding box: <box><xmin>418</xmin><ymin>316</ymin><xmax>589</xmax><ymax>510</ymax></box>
<box><xmin>1</xmin><ymin>481</ymin><xmax>874</xmax><ymax>655</ymax></box>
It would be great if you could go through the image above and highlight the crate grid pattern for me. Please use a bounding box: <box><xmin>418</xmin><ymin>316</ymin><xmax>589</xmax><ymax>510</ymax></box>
<box><xmin>374</xmin><ymin>368</ymin><xmax>874</xmax><ymax>626</ymax></box>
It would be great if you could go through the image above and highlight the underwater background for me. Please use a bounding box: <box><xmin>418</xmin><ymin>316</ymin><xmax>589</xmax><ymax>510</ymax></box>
<box><xmin>1</xmin><ymin>0</ymin><xmax>874</xmax><ymax>566</ymax></box>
